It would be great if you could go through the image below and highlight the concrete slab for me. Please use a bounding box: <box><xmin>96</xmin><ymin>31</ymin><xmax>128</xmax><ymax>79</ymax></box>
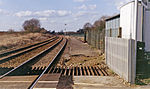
<box><xmin>73</xmin><ymin>76</ymin><xmax>150</xmax><ymax>89</ymax></box>
<box><xmin>73</xmin><ymin>76</ymin><xmax>129</xmax><ymax>89</ymax></box>
<box><xmin>73</xmin><ymin>76</ymin><xmax>125</xmax><ymax>87</ymax></box>
<box><xmin>34</xmin><ymin>74</ymin><xmax>60</xmax><ymax>89</ymax></box>
<box><xmin>34</xmin><ymin>88</ymin><xmax>56</xmax><ymax>89</ymax></box>
<box><xmin>0</xmin><ymin>75</ymin><xmax>38</xmax><ymax>81</ymax></box>
<box><xmin>0</xmin><ymin>82</ymin><xmax>33</xmax><ymax>89</ymax></box>
<box><xmin>73</xmin><ymin>86</ymin><xmax>150</xmax><ymax>89</ymax></box>
<box><xmin>0</xmin><ymin>75</ymin><xmax>38</xmax><ymax>89</ymax></box>
<box><xmin>38</xmin><ymin>74</ymin><xmax>60</xmax><ymax>81</ymax></box>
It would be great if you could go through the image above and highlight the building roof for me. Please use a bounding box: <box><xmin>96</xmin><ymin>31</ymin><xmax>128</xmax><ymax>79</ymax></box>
<box><xmin>105</xmin><ymin>14</ymin><xmax>120</xmax><ymax>21</ymax></box>
<box><xmin>120</xmin><ymin>1</ymin><xmax>141</xmax><ymax>9</ymax></box>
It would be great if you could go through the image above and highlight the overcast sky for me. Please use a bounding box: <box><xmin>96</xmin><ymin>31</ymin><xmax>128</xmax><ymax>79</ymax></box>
<box><xmin>0</xmin><ymin>0</ymin><xmax>132</xmax><ymax>32</ymax></box>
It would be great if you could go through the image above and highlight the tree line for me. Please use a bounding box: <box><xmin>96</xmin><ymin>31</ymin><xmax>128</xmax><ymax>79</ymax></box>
<box><xmin>7</xmin><ymin>16</ymin><xmax>109</xmax><ymax>34</ymax></box>
<box><xmin>22</xmin><ymin>18</ymin><xmax>49</xmax><ymax>33</ymax></box>
<box><xmin>82</xmin><ymin>16</ymin><xmax>109</xmax><ymax>33</ymax></box>
<box><xmin>8</xmin><ymin>18</ymin><xmax>54</xmax><ymax>34</ymax></box>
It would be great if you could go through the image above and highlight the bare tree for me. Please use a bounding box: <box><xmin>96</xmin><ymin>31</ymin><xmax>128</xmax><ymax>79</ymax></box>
<box><xmin>8</xmin><ymin>29</ymin><xmax>15</xmax><ymax>33</ymax></box>
<box><xmin>40</xmin><ymin>28</ymin><xmax>47</xmax><ymax>34</ymax></box>
<box><xmin>22</xmin><ymin>18</ymin><xmax>41</xmax><ymax>32</ymax></box>
<box><xmin>93</xmin><ymin>16</ymin><xmax>109</xmax><ymax>31</ymax></box>
<box><xmin>83</xmin><ymin>22</ymin><xmax>92</xmax><ymax>29</ymax></box>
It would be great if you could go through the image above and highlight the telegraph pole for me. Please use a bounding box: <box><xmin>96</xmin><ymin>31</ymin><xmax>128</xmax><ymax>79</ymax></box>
<box><xmin>65</xmin><ymin>24</ymin><xmax>67</xmax><ymax>35</ymax></box>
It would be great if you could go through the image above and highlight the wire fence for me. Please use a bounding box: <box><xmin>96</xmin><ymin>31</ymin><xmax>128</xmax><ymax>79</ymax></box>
<box><xmin>85</xmin><ymin>29</ymin><xmax>105</xmax><ymax>53</ymax></box>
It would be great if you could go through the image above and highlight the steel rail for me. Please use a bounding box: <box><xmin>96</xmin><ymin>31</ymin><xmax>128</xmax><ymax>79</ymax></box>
<box><xmin>0</xmin><ymin>37</ymin><xmax>63</xmax><ymax>79</ymax></box>
<box><xmin>0</xmin><ymin>36</ymin><xmax>57</xmax><ymax>58</ymax></box>
<box><xmin>0</xmin><ymin>37</ymin><xmax>58</xmax><ymax>64</ymax></box>
<box><xmin>28</xmin><ymin>38</ymin><xmax>67</xmax><ymax>89</ymax></box>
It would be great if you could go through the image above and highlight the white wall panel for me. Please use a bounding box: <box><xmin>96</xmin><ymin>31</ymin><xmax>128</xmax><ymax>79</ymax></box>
<box><xmin>144</xmin><ymin>11</ymin><xmax>150</xmax><ymax>51</ymax></box>
<box><xmin>120</xmin><ymin>2</ymin><xmax>142</xmax><ymax>41</ymax></box>
<box><xmin>120</xmin><ymin>2</ymin><xmax>135</xmax><ymax>39</ymax></box>
<box><xmin>105</xmin><ymin>37</ymin><xmax>136</xmax><ymax>83</ymax></box>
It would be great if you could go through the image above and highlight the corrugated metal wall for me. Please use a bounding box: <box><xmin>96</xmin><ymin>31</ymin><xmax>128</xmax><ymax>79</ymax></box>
<box><xmin>105</xmin><ymin>37</ymin><xmax>136</xmax><ymax>83</ymax></box>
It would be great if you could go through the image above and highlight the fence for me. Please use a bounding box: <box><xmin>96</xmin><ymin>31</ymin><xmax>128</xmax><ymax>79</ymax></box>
<box><xmin>105</xmin><ymin>37</ymin><xmax>136</xmax><ymax>83</ymax></box>
<box><xmin>85</xmin><ymin>29</ymin><xmax>105</xmax><ymax>53</ymax></box>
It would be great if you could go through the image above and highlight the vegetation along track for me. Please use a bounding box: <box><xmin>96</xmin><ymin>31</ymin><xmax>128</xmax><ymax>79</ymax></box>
<box><xmin>0</xmin><ymin>37</ymin><xmax>63</xmax><ymax>77</ymax></box>
<box><xmin>0</xmin><ymin>36</ymin><xmax>58</xmax><ymax>64</ymax></box>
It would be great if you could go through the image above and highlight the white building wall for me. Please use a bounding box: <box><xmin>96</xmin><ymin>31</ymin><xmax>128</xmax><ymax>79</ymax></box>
<box><xmin>144</xmin><ymin>10</ymin><xmax>150</xmax><ymax>51</ymax></box>
<box><xmin>137</xmin><ymin>4</ymin><xmax>143</xmax><ymax>42</ymax></box>
<box><xmin>120</xmin><ymin>2</ymin><xmax>134</xmax><ymax>39</ymax></box>
<box><xmin>120</xmin><ymin>1</ymin><xmax>143</xmax><ymax>41</ymax></box>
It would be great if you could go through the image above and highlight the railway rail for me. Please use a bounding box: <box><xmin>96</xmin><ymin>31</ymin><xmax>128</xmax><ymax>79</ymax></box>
<box><xmin>29</xmin><ymin>38</ymin><xmax>67</xmax><ymax>89</ymax></box>
<box><xmin>0</xmin><ymin>36</ymin><xmax>56</xmax><ymax>58</ymax></box>
<box><xmin>0</xmin><ymin>37</ymin><xmax>61</xmax><ymax>69</ymax></box>
<box><xmin>0</xmin><ymin>37</ymin><xmax>62</xmax><ymax>78</ymax></box>
<box><xmin>0</xmin><ymin>37</ymin><xmax>68</xmax><ymax>89</ymax></box>
<box><xmin>0</xmin><ymin>36</ymin><xmax>58</xmax><ymax>64</ymax></box>
<box><xmin>0</xmin><ymin>36</ymin><xmax>109</xmax><ymax>89</ymax></box>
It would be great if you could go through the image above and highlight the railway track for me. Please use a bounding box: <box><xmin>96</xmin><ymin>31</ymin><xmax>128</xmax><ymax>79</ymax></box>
<box><xmin>0</xmin><ymin>36</ymin><xmax>56</xmax><ymax>58</ymax></box>
<box><xmin>0</xmin><ymin>36</ymin><xmax>58</xmax><ymax>64</ymax></box>
<box><xmin>0</xmin><ymin>37</ymin><xmax>67</xmax><ymax>89</ymax></box>
<box><xmin>0</xmin><ymin>36</ymin><xmax>108</xmax><ymax>89</ymax></box>
<box><xmin>29</xmin><ymin>38</ymin><xmax>108</xmax><ymax>89</ymax></box>
<box><xmin>0</xmin><ymin>37</ymin><xmax>62</xmax><ymax>77</ymax></box>
<box><xmin>29</xmin><ymin>38</ymin><xmax>67</xmax><ymax>89</ymax></box>
<box><xmin>0</xmin><ymin>37</ymin><xmax>61</xmax><ymax>68</ymax></box>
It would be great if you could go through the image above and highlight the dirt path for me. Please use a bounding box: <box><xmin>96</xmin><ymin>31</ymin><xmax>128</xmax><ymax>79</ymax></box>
<box><xmin>57</xmin><ymin>36</ymin><xmax>106</xmax><ymax>67</ymax></box>
<box><xmin>69</xmin><ymin>37</ymin><xmax>99</xmax><ymax>57</ymax></box>
<box><xmin>56</xmin><ymin>36</ymin><xmax>141</xmax><ymax>89</ymax></box>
